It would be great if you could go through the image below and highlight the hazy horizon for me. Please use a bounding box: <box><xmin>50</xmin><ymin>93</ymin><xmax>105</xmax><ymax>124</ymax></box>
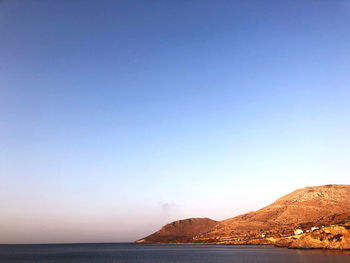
<box><xmin>1</xmin><ymin>0</ymin><xmax>350</xmax><ymax>244</ymax></box>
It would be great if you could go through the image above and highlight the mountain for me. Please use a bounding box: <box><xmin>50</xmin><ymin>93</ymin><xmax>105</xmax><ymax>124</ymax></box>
<box><xmin>135</xmin><ymin>218</ymin><xmax>217</xmax><ymax>244</ymax></box>
<box><xmin>135</xmin><ymin>184</ymin><xmax>350</xmax><ymax>245</ymax></box>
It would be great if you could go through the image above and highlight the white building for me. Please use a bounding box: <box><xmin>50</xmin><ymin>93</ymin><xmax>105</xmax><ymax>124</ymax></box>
<box><xmin>311</xmin><ymin>226</ymin><xmax>319</xmax><ymax>232</ymax></box>
<box><xmin>294</xmin><ymin>229</ymin><xmax>303</xmax><ymax>235</ymax></box>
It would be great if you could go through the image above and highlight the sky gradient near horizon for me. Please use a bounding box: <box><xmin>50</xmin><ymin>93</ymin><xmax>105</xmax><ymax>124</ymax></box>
<box><xmin>1</xmin><ymin>0</ymin><xmax>350</xmax><ymax>244</ymax></box>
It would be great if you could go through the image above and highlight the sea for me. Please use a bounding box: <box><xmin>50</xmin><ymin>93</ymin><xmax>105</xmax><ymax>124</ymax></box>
<box><xmin>0</xmin><ymin>243</ymin><xmax>349</xmax><ymax>263</ymax></box>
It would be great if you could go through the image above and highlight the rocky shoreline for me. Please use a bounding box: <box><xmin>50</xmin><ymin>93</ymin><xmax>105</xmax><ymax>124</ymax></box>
<box><xmin>274</xmin><ymin>225</ymin><xmax>350</xmax><ymax>250</ymax></box>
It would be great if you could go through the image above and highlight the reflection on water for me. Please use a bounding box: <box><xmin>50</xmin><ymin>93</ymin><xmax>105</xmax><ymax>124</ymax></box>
<box><xmin>0</xmin><ymin>243</ymin><xmax>349</xmax><ymax>263</ymax></box>
<box><xmin>294</xmin><ymin>248</ymin><xmax>350</xmax><ymax>263</ymax></box>
<box><xmin>296</xmin><ymin>249</ymin><xmax>350</xmax><ymax>255</ymax></box>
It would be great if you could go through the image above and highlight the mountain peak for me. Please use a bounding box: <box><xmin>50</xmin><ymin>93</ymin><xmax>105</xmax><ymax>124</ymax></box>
<box><xmin>276</xmin><ymin>184</ymin><xmax>350</xmax><ymax>203</ymax></box>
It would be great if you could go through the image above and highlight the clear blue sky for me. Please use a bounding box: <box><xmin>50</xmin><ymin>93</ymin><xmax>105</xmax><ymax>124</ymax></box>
<box><xmin>1</xmin><ymin>0</ymin><xmax>349</xmax><ymax>243</ymax></box>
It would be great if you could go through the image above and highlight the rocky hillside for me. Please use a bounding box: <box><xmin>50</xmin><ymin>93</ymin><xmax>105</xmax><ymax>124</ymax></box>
<box><xmin>275</xmin><ymin>225</ymin><xmax>350</xmax><ymax>249</ymax></box>
<box><xmin>135</xmin><ymin>218</ymin><xmax>217</xmax><ymax>244</ymax></box>
<box><xmin>135</xmin><ymin>184</ymin><xmax>350</xmax><ymax>246</ymax></box>
<box><xmin>197</xmin><ymin>184</ymin><xmax>350</xmax><ymax>242</ymax></box>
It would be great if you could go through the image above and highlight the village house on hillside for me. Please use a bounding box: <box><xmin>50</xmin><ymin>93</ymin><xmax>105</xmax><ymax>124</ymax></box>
<box><xmin>311</xmin><ymin>226</ymin><xmax>319</xmax><ymax>232</ymax></box>
<box><xmin>294</xmin><ymin>229</ymin><xmax>303</xmax><ymax>235</ymax></box>
<box><xmin>294</xmin><ymin>226</ymin><xmax>320</xmax><ymax>236</ymax></box>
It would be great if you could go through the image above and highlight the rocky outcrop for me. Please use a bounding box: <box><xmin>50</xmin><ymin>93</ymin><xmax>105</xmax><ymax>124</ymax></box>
<box><xmin>275</xmin><ymin>225</ymin><xmax>350</xmax><ymax>249</ymax></box>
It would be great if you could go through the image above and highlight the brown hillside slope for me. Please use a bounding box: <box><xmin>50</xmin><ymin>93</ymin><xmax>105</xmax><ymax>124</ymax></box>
<box><xmin>136</xmin><ymin>185</ymin><xmax>350</xmax><ymax>244</ymax></box>
<box><xmin>203</xmin><ymin>184</ymin><xmax>350</xmax><ymax>239</ymax></box>
<box><xmin>135</xmin><ymin>218</ymin><xmax>217</xmax><ymax>244</ymax></box>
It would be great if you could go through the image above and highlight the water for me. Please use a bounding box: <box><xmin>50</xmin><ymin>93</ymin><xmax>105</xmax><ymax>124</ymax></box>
<box><xmin>0</xmin><ymin>243</ymin><xmax>349</xmax><ymax>263</ymax></box>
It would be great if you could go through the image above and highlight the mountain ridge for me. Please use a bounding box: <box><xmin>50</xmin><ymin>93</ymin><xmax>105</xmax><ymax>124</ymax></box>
<box><xmin>135</xmin><ymin>184</ymin><xmax>350</xmax><ymax>246</ymax></box>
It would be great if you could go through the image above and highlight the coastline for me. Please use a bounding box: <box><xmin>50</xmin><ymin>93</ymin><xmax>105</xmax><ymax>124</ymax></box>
<box><xmin>135</xmin><ymin>225</ymin><xmax>350</xmax><ymax>251</ymax></box>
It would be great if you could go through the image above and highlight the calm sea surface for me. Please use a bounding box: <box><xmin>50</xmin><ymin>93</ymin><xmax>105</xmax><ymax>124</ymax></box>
<box><xmin>0</xmin><ymin>243</ymin><xmax>349</xmax><ymax>263</ymax></box>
